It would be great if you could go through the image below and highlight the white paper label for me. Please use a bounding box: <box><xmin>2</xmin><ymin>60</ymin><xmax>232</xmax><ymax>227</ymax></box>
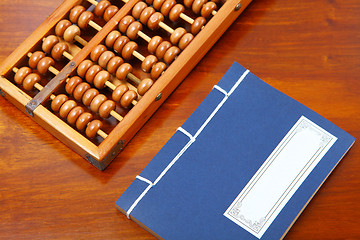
<box><xmin>224</xmin><ymin>116</ymin><xmax>337</xmax><ymax>238</ymax></box>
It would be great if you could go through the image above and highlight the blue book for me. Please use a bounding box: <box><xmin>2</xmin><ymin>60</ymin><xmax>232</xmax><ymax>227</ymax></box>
<box><xmin>115</xmin><ymin>62</ymin><xmax>355</xmax><ymax>239</ymax></box>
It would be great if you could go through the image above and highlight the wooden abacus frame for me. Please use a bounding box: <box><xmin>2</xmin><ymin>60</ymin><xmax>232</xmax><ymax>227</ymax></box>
<box><xmin>0</xmin><ymin>0</ymin><xmax>252</xmax><ymax>170</ymax></box>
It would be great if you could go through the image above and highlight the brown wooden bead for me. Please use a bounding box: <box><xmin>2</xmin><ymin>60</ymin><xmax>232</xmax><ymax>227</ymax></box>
<box><xmin>105</xmin><ymin>30</ymin><xmax>121</xmax><ymax>48</ymax></box>
<box><xmin>137</xmin><ymin>78</ymin><xmax>153</xmax><ymax>96</ymax></box>
<box><xmin>63</xmin><ymin>25</ymin><xmax>81</xmax><ymax>43</ymax></box>
<box><xmin>51</xmin><ymin>42</ymin><xmax>69</xmax><ymax>61</ymax></box>
<box><xmin>179</xmin><ymin>33</ymin><xmax>194</xmax><ymax>50</ymax></box>
<box><xmin>98</xmin><ymin>100</ymin><xmax>116</xmax><ymax>118</ymax></box>
<box><xmin>150</xmin><ymin>62</ymin><xmax>166</xmax><ymax>79</ymax></box>
<box><xmin>112</xmin><ymin>84</ymin><xmax>129</xmax><ymax>102</ymax></box>
<box><xmin>103</xmin><ymin>5</ymin><xmax>119</xmax><ymax>22</ymax></box>
<box><xmin>90</xmin><ymin>44</ymin><xmax>107</xmax><ymax>62</ymax></box>
<box><xmin>132</xmin><ymin>2</ymin><xmax>147</xmax><ymax>19</ymax></box>
<box><xmin>98</xmin><ymin>51</ymin><xmax>115</xmax><ymax>68</ymax></box>
<box><xmin>192</xmin><ymin>0</ymin><xmax>207</xmax><ymax>14</ymax></box>
<box><xmin>122</xmin><ymin>41</ymin><xmax>138</xmax><ymax>60</ymax></box>
<box><xmin>170</xmin><ymin>27</ymin><xmax>186</xmax><ymax>45</ymax></box>
<box><xmin>113</xmin><ymin>36</ymin><xmax>129</xmax><ymax>54</ymax></box>
<box><xmin>156</xmin><ymin>41</ymin><xmax>171</xmax><ymax>59</ymax></box>
<box><xmin>118</xmin><ymin>15</ymin><xmax>135</xmax><ymax>33</ymax></box>
<box><xmin>147</xmin><ymin>12</ymin><xmax>164</xmax><ymax>30</ymax></box>
<box><xmin>67</xmin><ymin>106</ymin><xmax>84</xmax><ymax>125</ymax></box>
<box><xmin>120</xmin><ymin>90</ymin><xmax>137</xmax><ymax>107</ymax></box>
<box><xmin>164</xmin><ymin>46</ymin><xmax>180</xmax><ymax>64</ymax></box>
<box><xmin>55</xmin><ymin>19</ymin><xmax>72</xmax><ymax>37</ymax></box>
<box><xmin>94</xmin><ymin>0</ymin><xmax>111</xmax><ymax>17</ymax></box>
<box><xmin>140</xmin><ymin>7</ymin><xmax>156</xmax><ymax>25</ymax></box>
<box><xmin>93</xmin><ymin>70</ymin><xmax>110</xmax><ymax>89</ymax></box>
<box><xmin>77</xmin><ymin>60</ymin><xmax>94</xmax><ymax>78</ymax></box>
<box><xmin>85</xmin><ymin>65</ymin><xmax>102</xmax><ymax>84</ymax></box>
<box><xmin>14</xmin><ymin>67</ymin><xmax>31</xmax><ymax>85</ymax></box>
<box><xmin>82</xmin><ymin>88</ymin><xmax>99</xmax><ymax>106</ymax></box>
<box><xmin>141</xmin><ymin>55</ymin><xmax>157</xmax><ymax>72</ymax></box>
<box><xmin>90</xmin><ymin>94</ymin><xmax>107</xmax><ymax>113</ymax></box>
<box><xmin>66</xmin><ymin>76</ymin><xmax>83</xmax><ymax>95</ymax></box>
<box><xmin>59</xmin><ymin>100</ymin><xmax>77</xmax><ymax>118</ymax></box>
<box><xmin>145</xmin><ymin>0</ymin><xmax>154</xmax><ymax>4</ymax></box>
<box><xmin>42</xmin><ymin>35</ymin><xmax>59</xmax><ymax>54</ymax></box>
<box><xmin>78</xmin><ymin>11</ymin><xmax>94</xmax><ymax>29</ymax></box>
<box><xmin>69</xmin><ymin>6</ymin><xmax>85</xmax><ymax>23</ymax></box>
<box><xmin>51</xmin><ymin>94</ymin><xmax>68</xmax><ymax>112</ymax></box>
<box><xmin>73</xmin><ymin>82</ymin><xmax>91</xmax><ymax>101</ymax></box>
<box><xmin>201</xmin><ymin>2</ymin><xmax>217</xmax><ymax>18</ymax></box>
<box><xmin>106</xmin><ymin>56</ymin><xmax>123</xmax><ymax>74</ymax></box>
<box><xmin>183</xmin><ymin>0</ymin><xmax>194</xmax><ymax>8</ymax></box>
<box><xmin>37</xmin><ymin>57</ymin><xmax>55</xmax><ymax>75</ymax></box>
<box><xmin>116</xmin><ymin>63</ymin><xmax>132</xmax><ymax>80</ymax></box>
<box><xmin>161</xmin><ymin>0</ymin><xmax>176</xmax><ymax>17</ymax></box>
<box><xmin>168</xmin><ymin>4</ymin><xmax>185</xmax><ymax>22</ymax></box>
<box><xmin>148</xmin><ymin>36</ymin><xmax>163</xmax><ymax>54</ymax></box>
<box><xmin>85</xmin><ymin>120</ymin><xmax>103</xmax><ymax>138</ymax></box>
<box><xmin>191</xmin><ymin>17</ymin><xmax>206</xmax><ymax>35</ymax></box>
<box><xmin>153</xmin><ymin>0</ymin><xmax>166</xmax><ymax>10</ymax></box>
<box><xmin>76</xmin><ymin>112</ymin><xmax>93</xmax><ymax>131</ymax></box>
<box><xmin>23</xmin><ymin>73</ymin><xmax>41</xmax><ymax>91</ymax></box>
<box><xmin>28</xmin><ymin>51</ymin><xmax>45</xmax><ymax>69</ymax></box>
<box><xmin>127</xmin><ymin>21</ymin><xmax>142</xmax><ymax>40</ymax></box>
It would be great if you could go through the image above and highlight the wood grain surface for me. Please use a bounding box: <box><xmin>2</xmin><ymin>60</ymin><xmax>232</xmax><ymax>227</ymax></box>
<box><xmin>0</xmin><ymin>0</ymin><xmax>359</xmax><ymax>239</ymax></box>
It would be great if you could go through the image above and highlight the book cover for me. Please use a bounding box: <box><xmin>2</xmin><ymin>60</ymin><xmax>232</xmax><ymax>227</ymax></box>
<box><xmin>115</xmin><ymin>62</ymin><xmax>355</xmax><ymax>239</ymax></box>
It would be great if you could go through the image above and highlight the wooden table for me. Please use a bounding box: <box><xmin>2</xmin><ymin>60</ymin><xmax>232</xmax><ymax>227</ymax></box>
<box><xmin>0</xmin><ymin>0</ymin><xmax>359</xmax><ymax>239</ymax></box>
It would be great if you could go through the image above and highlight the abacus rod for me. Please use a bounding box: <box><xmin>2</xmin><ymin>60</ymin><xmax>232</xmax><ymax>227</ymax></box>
<box><xmin>137</xmin><ymin>31</ymin><xmax>151</xmax><ymax>43</ymax></box>
<box><xmin>180</xmin><ymin>13</ymin><xmax>194</xmax><ymax>24</ymax></box>
<box><xmin>86</xmin><ymin>0</ymin><xmax>99</xmax><ymax>6</ymax></box>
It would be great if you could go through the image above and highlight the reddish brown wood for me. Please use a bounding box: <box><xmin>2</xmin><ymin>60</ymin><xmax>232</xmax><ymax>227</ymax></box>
<box><xmin>0</xmin><ymin>0</ymin><xmax>359</xmax><ymax>239</ymax></box>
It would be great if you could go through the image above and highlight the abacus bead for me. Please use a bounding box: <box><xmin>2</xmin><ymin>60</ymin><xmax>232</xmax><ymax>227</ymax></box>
<box><xmin>145</xmin><ymin>0</ymin><xmax>154</xmax><ymax>4</ymax></box>
<box><xmin>164</xmin><ymin>46</ymin><xmax>180</xmax><ymax>64</ymax></box>
<box><xmin>153</xmin><ymin>0</ymin><xmax>166</xmax><ymax>10</ymax></box>
<box><xmin>122</xmin><ymin>41</ymin><xmax>138</xmax><ymax>60</ymax></box>
<box><xmin>77</xmin><ymin>60</ymin><xmax>94</xmax><ymax>78</ymax></box>
<box><xmin>148</xmin><ymin>36</ymin><xmax>162</xmax><ymax>54</ymax></box>
<box><xmin>112</xmin><ymin>84</ymin><xmax>129</xmax><ymax>102</ymax></box>
<box><xmin>168</xmin><ymin>4</ymin><xmax>185</xmax><ymax>22</ymax></box>
<box><xmin>107</xmin><ymin>56</ymin><xmax>123</xmax><ymax>74</ymax></box>
<box><xmin>14</xmin><ymin>67</ymin><xmax>31</xmax><ymax>84</ymax></box>
<box><xmin>170</xmin><ymin>27</ymin><xmax>186</xmax><ymax>45</ymax></box>
<box><xmin>191</xmin><ymin>17</ymin><xmax>206</xmax><ymax>35</ymax></box>
<box><xmin>94</xmin><ymin>0</ymin><xmax>111</xmax><ymax>17</ymax></box>
<box><xmin>73</xmin><ymin>82</ymin><xmax>91</xmax><ymax>101</ymax></box>
<box><xmin>147</xmin><ymin>12</ymin><xmax>164</xmax><ymax>30</ymax></box>
<box><xmin>86</xmin><ymin>120</ymin><xmax>103</xmax><ymax>138</ymax></box>
<box><xmin>98</xmin><ymin>100</ymin><xmax>116</xmax><ymax>118</ymax></box>
<box><xmin>90</xmin><ymin>94</ymin><xmax>107</xmax><ymax>113</ymax></box>
<box><xmin>93</xmin><ymin>70</ymin><xmax>111</xmax><ymax>89</ymax></box>
<box><xmin>23</xmin><ymin>73</ymin><xmax>41</xmax><ymax>91</ymax></box>
<box><xmin>140</xmin><ymin>7</ymin><xmax>156</xmax><ymax>25</ymax></box>
<box><xmin>59</xmin><ymin>100</ymin><xmax>77</xmax><ymax>118</ymax></box>
<box><xmin>201</xmin><ymin>2</ymin><xmax>217</xmax><ymax>18</ymax></box>
<box><xmin>67</xmin><ymin>106</ymin><xmax>84</xmax><ymax>125</ymax></box>
<box><xmin>63</xmin><ymin>25</ymin><xmax>81</xmax><ymax>43</ymax></box>
<box><xmin>132</xmin><ymin>2</ymin><xmax>147</xmax><ymax>19</ymax></box>
<box><xmin>55</xmin><ymin>20</ymin><xmax>72</xmax><ymax>37</ymax></box>
<box><xmin>141</xmin><ymin>55</ymin><xmax>157</xmax><ymax>72</ymax></box>
<box><xmin>76</xmin><ymin>112</ymin><xmax>93</xmax><ymax>131</ymax></box>
<box><xmin>120</xmin><ymin>90</ymin><xmax>137</xmax><ymax>107</ymax></box>
<box><xmin>78</xmin><ymin>11</ymin><xmax>94</xmax><ymax>29</ymax></box>
<box><xmin>105</xmin><ymin>30</ymin><xmax>121</xmax><ymax>48</ymax></box>
<box><xmin>69</xmin><ymin>6</ymin><xmax>86</xmax><ymax>23</ymax></box>
<box><xmin>98</xmin><ymin>51</ymin><xmax>115</xmax><ymax>68</ymax></box>
<box><xmin>156</xmin><ymin>41</ymin><xmax>171</xmax><ymax>59</ymax></box>
<box><xmin>37</xmin><ymin>57</ymin><xmax>55</xmax><ymax>75</ymax></box>
<box><xmin>178</xmin><ymin>33</ymin><xmax>194</xmax><ymax>50</ymax></box>
<box><xmin>118</xmin><ymin>15</ymin><xmax>135</xmax><ymax>33</ymax></box>
<box><xmin>116</xmin><ymin>63</ymin><xmax>132</xmax><ymax>80</ymax></box>
<box><xmin>150</xmin><ymin>62</ymin><xmax>166</xmax><ymax>79</ymax></box>
<box><xmin>113</xmin><ymin>36</ymin><xmax>129</xmax><ymax>53</ymax></box>
<box><xmin>82</xmin><ymin>88</ymin><xmax>99</xmax><ymax>106</ymax></box>
<box><xmin>127</xmin><ymin>22</ymin><xmax>142</xmax><ymax>40</ymax></box>
<box><xmin>28</xmin><ymin>51</ymin><xmax>45</xmax><ymax>69</ymax></box>
<box><xmin>66</xmin><ymin>76</ymin><xmax>83</xmax><ymax>95</ymax></box>
<box><xmin>183</xmin><ymin>0</ymin><xmax>194</xmax><ymax>8</ymax></box>
<box><xmin>42</xmin><ymin>35</ymin><xmax>59</xmax><ymax>54</ymax></box>
<box><xmin>161</xmin><ymin>0</ymin><xmax>176</xmax><ymax>17</ymax></box>
<box><xmin>85</xmin><ymin>65</ymin><xmax>102</xmax><ymax>84</ymax></box>
<box><xmin>51</xmin><ymin>94</ymin><xmax>68</xmax><ymax>112</ymax></box>
<box><xmin>90</xmin><ymin>44</ymin><xmax>107</xmax><ymax>62</ymax></box>
<box><xmin>103</xmin><ymin>5</ymin><xmax>119</xmax><ymax>22</ymax></box>
<box><xmin>51</xmin><ymin>42</ymin><xmax>69</xmax><ymax>61</ymax></box>
<box><xmin>192</xmin><ymin>0</ymin><xmax>207</xmax><ymax>14</ymax></box>
<box><xmin>137</xmin><ymin>78</ymin><xmax>153</xmax><ymax>96</ymax></box>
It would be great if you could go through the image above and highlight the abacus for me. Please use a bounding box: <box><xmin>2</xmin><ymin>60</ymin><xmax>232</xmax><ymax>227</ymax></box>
<box><xmin>0</xmin><ymin>0</ymin><xmax>252</xmax><ymax>170</ymax></box>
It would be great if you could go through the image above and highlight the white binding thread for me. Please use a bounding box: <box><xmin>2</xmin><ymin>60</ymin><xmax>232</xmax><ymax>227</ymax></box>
<box><xmin>126</xmin><ymin>70</ymin><xmax>250</xmax><ymax>218</ymax></box>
